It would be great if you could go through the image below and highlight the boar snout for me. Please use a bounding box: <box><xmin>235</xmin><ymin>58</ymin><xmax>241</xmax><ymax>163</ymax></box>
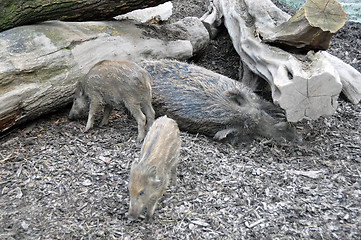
<box><xmin>68</xmin><ymin>111</ymin><xmax>77</xmax><ymax>121</ymax></box>
<box><xmin>128</xmin><ymin>200</ymin><xmax>145</xmax><ymax>220</ymax></box>
<box><xmin>68</xmin><ymin>113</ymin><xmax>74</xmax><ymax>121</ymax></box>
<box><xmin>273</xmin><ymin>122</ymin><xmax>303</xmax><ymax>144</ymax></box>
<box><xmin>68</xmin><ymin>106</ymin><xmax>86</xmax><ymax>121</ymax></box>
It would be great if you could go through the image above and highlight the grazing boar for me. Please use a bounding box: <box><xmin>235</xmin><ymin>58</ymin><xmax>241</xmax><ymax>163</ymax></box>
<box><xmin>128</xmin><ymin>116</ymin><xmax>181</xmax><ymax>221</ymax></box>
<box><xmin>68</xmin><ymin>60</ymin><xmax>155</xmax><ymax>143</ymax></box>
<box><xmin>139</xmin><ymin>59</ymin><xmax>301</xmax><ymax>144</ymax></box>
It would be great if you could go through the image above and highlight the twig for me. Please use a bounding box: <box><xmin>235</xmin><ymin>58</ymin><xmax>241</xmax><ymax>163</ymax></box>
<box><xmin>245</xmin><ymin>218</ymin><xmax>266</xmax><ymax>228</ymax></box>
<box><xmin>0</xmin><ymin>153</ymin><xmax>13</xmax><ymax>163</ymax></box>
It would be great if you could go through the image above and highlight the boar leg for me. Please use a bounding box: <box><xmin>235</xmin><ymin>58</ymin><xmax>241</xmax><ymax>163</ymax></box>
<box><xmin>145</xmin><ymin>198</ymin><xmax>159</xmax><ymax>222</ymax></box>
<box><xmin>100</xmin><ymin>104</ymin><xmax>113</xmax><ymax>127</ymax></box>
<box><xmin>128</xmin><ymin>105</ymin><xmax>147</xmax><ymax>143</ymax></box>
<box><xmin>85</xmin><ymin>101</ymin><xmax>100</xmax><ymax>132</ymax></box>
<box><xmin>142</xmin><ymin>102</ymin><xmax>155</xmax><ymax>132</ymax></box>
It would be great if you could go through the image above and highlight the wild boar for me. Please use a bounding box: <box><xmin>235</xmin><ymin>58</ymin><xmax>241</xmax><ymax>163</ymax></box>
<box><xmin>139</xmin><ymin>59</ymin><xmax>301</xmax><ymax>144</ymax></box>
<box><xmin>128</xmin><ymin>116</ymin><xmax>181</xmax><ymax>221</ymax></box>
<box><xmin>68</xmin><ymin>60</ymin><xmax>155</xmax><ymax>143</ymax></box>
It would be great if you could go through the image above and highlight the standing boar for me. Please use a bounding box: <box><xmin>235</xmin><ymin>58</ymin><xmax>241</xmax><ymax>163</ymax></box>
<box><xmin>128</xmin><ymin>116</ymin><xmax>181</xmax><ymax>221</ymax></box>
<box><xmin>138</xmin><ymin>59</ymin><xmax>301</xmax><ymax>144</ymax></box>
<box><xmin>68</xmin><ymin>60</ymin><xmax>155</xmax><ymax>143</ymax></box>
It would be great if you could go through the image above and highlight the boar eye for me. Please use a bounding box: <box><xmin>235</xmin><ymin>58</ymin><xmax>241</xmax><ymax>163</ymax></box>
<box><xmin>139</xmin><ymin>190</ymin><xmax>145</xmax><ymax>196</ymax></box>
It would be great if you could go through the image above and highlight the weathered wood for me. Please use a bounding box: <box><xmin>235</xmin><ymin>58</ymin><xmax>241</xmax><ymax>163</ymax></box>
<box><xmin>323</xmin><ymin>52</ymin><xmax>361</xmax><ymax>104</ymax></box>
<box><xmin>0</xmin><ymin>0</ymin><xmax>169</xmax><ymax>32</ymax></box>
<box><xmin>0</xmin><ymin>17</ymin><xmax>209</xmax><ymax>132</ymax></box>
<box><xmin>201</xmin><ymin>0</ymin><xmax>361</xmax><ymax>122</ymax></box>
<box><xmin>262</xmin><ymin>0</ymin><xmax>347</xmax><ymax>50</ymax></box>
<box><xmin>115</xmin><ymin>2</ymin><xmax>173</xmax><ymax>23</ymax></box>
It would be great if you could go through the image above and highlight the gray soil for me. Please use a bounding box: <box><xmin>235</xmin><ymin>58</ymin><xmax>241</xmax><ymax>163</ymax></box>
<box><xmin>1</xmin><ymin>0</ymin><xmax>360</xmax><ymax>239</ymax></box>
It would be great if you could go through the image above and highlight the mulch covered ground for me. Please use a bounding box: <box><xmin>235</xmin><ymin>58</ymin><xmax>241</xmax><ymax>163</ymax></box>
<box><xmin>1</xmin><ymin>0</ymin><xmax>360</xmax><ymax>239</ymax></box>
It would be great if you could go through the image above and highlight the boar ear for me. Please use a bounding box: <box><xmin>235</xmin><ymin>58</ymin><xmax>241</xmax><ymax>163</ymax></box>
<box><xmin>74</xmin><ymin>82</ymin><xmax>83</xmax><ymax>96</ymax></box>
<box><xmin>75</xmin><ymin>82</ymin><xmax>85</xmax><ymax>96</ymax></box>
<box><xmin>79</xmin><ymin>85</ymin><xmax>85</xmax><ymax>97</ymax></box>
<box><xmin>147</xmin><ymin>166</ymin><xmax>162</xmax><ymax>185</ymax></box>
<box><xmin>147</xmin><ymin>166</ymin><xmax>157</xmax><ymax>178</ymax></box>
<box><xmin>225</xmin><ymin>90</ymin><xmax>247</xmax><ymax>106</ymax></box>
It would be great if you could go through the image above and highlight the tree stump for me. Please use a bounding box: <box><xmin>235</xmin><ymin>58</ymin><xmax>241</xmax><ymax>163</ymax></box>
<box><xmin>262</xmin><ymin>0</ymin><xmax>347</xmax><ymax>51</ymax></box>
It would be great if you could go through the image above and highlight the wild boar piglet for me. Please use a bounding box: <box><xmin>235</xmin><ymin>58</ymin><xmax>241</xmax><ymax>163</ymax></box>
<box><xmin>68</xmin><ymin>60</ymin><xmax>155</xmax><ymax>143</ymax></box>
<box><xmin>128</xmin><ymin>116</ymin><xmax>181</xmax><ymax>221</ymax></box>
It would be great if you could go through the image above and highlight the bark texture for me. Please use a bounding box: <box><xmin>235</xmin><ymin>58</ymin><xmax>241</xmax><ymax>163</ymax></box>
<box><xmin>0</xmin><ymin>0</ymin><xmax>169</xmax><ymax>32</ymax></box>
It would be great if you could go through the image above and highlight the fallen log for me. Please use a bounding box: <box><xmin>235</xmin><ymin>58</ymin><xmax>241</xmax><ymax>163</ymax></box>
<box><xmin>0</xmin><ymin>0</ymin><xmax>169</xmax><ymax>32</ymax></box>
<box><xmin>201</xmin><ymin>0</ymin><xmax>361</xmax><ymax>122</ymax></box>
<box><xmin>0</xmin><ymin>17</ymin><xmax>209</xmax><ymax>132</ymax></box>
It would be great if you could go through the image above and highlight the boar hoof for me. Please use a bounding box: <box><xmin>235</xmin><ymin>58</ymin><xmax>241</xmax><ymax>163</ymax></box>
<box><xmin>145</xmin><ymin>215</ymin><xmax>153</xmax><ymax>223</ymax></box>
<box><xmin>127</xmin><ymin>215</ymin><xmax>138</xmax><ymax>222</ymax></box>
<box><xmin>99</xmin><ymin>122</ymin><xmax>106</xmax><ymax>127</ymax></box>
<box><xmin>136</xmin><ymin>136</ymin><xmax>144</xmax><ymax>144</ymax></box>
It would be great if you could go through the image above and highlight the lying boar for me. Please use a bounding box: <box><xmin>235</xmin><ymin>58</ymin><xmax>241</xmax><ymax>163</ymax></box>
<box><xmin>139</xmin><ymin>59</ymin><xmax>301</xmax><ymax>144</ymax></box>
<box><xmin>68</xmin><ymin>60</ymin><xmax>155</xmax><ymax>143</ymax></box>
<box><xmin>128</xmin><ymin>116</ymin><xmax>181</xmax><ymax>221</ymax></box>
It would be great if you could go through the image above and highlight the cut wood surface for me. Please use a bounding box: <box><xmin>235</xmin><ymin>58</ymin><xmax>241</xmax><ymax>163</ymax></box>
<box><xmin>201</xmin><ymin>0</ymin><xmax>361</xmax><ymax>122</ymax></box>
<box><xmin>0</xmin><ymin>17</ymin><xmax>209</xmax><ymax>132</ymax></box>
<box><xmin>262</xmin><ymin>0</ymin><xmax>347</xmax><ymax>50</ymax></box>
<box><xmin>0</xmin><ymin>0</ymin><xmax>169</xmax><ymax>32</ymax></box>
